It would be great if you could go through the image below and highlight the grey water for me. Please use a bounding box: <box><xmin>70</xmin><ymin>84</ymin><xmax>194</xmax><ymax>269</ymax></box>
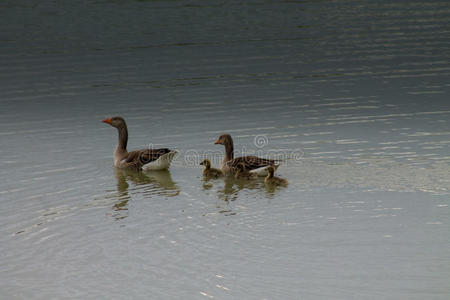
<box><xmin>1</xmin><ymin>0</ymin><xmax>450</xmax><ymax>299</ymax></box>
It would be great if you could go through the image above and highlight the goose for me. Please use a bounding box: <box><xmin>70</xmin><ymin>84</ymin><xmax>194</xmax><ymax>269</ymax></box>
<box><xmin>234</xmin><ymin>162</ymin><xmax>258</xmax><ymax>180</ymax></box>
<box><xmin>102</xmin><ymin>116</ymin><xmax>176</xmax><ymax>171</ymax></box>
<box><xmin>214</xmin><ymin>134</ymin><xmax>279</xmax><ymax>176</ymax></box>
<box><xmin>264</xmin><ymin>166</ymin><xmax>288</xmax><ymax>186</ymax></box>
<box><xmin>200</xmin><ymin>159</ymin><xmax>224</xmax><ymax>178</ymax></box>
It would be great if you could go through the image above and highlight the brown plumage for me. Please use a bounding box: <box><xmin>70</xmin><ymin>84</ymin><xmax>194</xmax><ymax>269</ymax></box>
<box><xmin>102</xmin><ymin>116</ymin><xmax>173</xmax><ymax>170</ymax></box>
<box><xmin>214</xmin><ymin>133</ymin><xmax>278</xmax><ymax>174</ymax></box>
<box><xmin>200</xmin><ymin>159</ymin><xmax>223</xmax><ymax>178</ymax></box>
<box><xmin>264</xmin><ymin>166</ymin><xmax>288</xmax><ymax>186</ymax></box>
<box><xmin>234</xmin><ymin>162</ymin><xmax>258</xmax><ymax>180</ymax></box>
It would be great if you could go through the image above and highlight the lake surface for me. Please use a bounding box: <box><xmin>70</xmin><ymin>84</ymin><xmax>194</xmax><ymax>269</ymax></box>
<box><xmin>1</xmin><ymin>0</ymin><xmax>449</xmax><ymax>299</ymax></box>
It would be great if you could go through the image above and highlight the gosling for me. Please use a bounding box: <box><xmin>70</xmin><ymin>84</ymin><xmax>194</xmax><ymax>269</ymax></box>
<box><xmin>264</xmin><ymin>166</ymin><xmax>288</xmax><ymax>186</ymax></box>
<box><xmin>234</xmin><ymin>162</ymin><xmax>258</xmax><ymax>180</ymax></box>
<box><xmin>200</xmin><ymin>159</ymin><xmax>223</xmax><ymax>178</ymax></box>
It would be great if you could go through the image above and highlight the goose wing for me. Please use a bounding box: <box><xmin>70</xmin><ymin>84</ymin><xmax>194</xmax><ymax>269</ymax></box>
<box><xmin>227</xmin><ymin>156</ymin><xmax>277</xmax><ymax>171</ymax></box>
<box><xmin>122</xmin><ymin>148</ymin><xmax>172</xmax><ymax>169</ymax></box>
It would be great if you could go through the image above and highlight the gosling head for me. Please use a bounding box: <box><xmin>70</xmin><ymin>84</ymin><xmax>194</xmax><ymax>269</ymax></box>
<box><xmin>267</xmin><ymin>166</ymin><xmax>275</xmax><ymax>178</ymax></box>
<box><xmin>200</xmin><ymin>159</ymin><xmax>211</xmax><ymax>169</ymax></box>
<box><xmin>235</xmin><ymin>162</ymin><xmax>246</xmax><ymax>173</ymax></box>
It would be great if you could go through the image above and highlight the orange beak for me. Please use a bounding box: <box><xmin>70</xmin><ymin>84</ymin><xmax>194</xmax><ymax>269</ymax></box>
<box><xmin>214</xmin><ymin>138</ymin><xmax>221</xmax><ymax>145</ymax></box>
<box><xmin>102</xmin><ymin>118</ymin><xmax>112</xmax><ymax>124</ymax></box>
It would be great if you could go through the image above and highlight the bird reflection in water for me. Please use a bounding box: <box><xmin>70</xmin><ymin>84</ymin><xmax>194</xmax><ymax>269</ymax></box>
<box><xmin>112</xmin><ymin>168</ymin><xmax>179</xmax><ymax>220</ymax></box>
<box><xmin>263</xmin><ymin>182</ymin><xmax>285</xmax><ymax>198</ymax></box>
<box><xmin>213</xmin><ymin>176</ymin><xmax>276</xmax><ymax>216</ymax></box>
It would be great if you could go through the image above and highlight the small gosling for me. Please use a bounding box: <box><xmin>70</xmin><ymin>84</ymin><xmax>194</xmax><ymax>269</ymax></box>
<box><xmin>234</xmin><ymin>162</ymin><xmax>258</xmax><ymax>180</ymax></box>
<box><xmin>264</xmin><ymin>166</ymin><xmax>288</xmax><ymax>186</ymax></box>
<box><xmin>200</xmin><ymin>159</ymin><xmax>223</xmax><ymax>178</ymax></box>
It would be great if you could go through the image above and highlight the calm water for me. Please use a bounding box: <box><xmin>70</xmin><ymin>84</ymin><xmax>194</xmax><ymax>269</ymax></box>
<box><xmin>1</xmin><ymin>0</ymin><xmax>450</xmax><ymax>299</ymax></box>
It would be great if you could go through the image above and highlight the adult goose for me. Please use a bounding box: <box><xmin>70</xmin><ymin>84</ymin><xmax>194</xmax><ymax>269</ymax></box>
<box><xmin>214</xmin><ymin>134</ymin><xmax>279</xmax><ymax>176</ymax></box>
<box><xmin>102</xmin><ymin>116</ymin><xmax>177</xmax><ymax>171</ymax></box>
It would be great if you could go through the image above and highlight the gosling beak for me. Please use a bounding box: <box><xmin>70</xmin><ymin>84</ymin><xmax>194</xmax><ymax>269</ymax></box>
<box><xmin>102</xmin><ymin>118</ymin><xmax>112</xmax><ymax>124</ymax></box>
<box><xmin>200</xmin><ymin>161</ymin><xmax>204</xmax><ymax>166</ymax></box>
<box><xmin>214</xmin><ymin>138</ymin><xmax>221</xmax><ymax>144</ymax></box>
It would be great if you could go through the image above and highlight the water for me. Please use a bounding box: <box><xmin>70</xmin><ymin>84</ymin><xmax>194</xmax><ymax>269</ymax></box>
<box><xmin>1</xmin><ymin>0</ymin><xmax>450</xmax><ymax>299</ymax></box>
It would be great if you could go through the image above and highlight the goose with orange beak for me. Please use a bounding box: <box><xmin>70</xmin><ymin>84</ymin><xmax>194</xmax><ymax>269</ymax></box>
<box><xmin>214</xmin><ymin>134</ymin><xmax>279</xmax><ymax>176</ymax></box>
<box><xmin>102</xmin><ymin>116</ymin><xmax>176</xmax><ymax>171</ymax></box>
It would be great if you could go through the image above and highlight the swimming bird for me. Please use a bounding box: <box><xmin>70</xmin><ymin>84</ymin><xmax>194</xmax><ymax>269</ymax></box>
<box><xmin>234</xmin><ymin>162</ymin><xmax>258</xmax><ymax>180</ymax></box>
<box><xmin>102</xmin><ymin>116</ymin><xmax>176</xmax><ymax>171</ymax></box>
<box><xmin>264</xmin><ymin>166</ymin><xmax>288</xmax><ymax>186</ymax></box>
<box><xmin>214</xmin><ymin>134</ymin><xmax>279</xmax><ymax>176</ymax></box>
<box><xmin>200</xmin><ymin>159</ymin><xmax>223</xmax><ymax>178</ymax></box>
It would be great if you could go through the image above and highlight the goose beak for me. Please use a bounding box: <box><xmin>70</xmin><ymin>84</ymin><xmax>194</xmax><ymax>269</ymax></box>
<box><xmin>102</xmin><ymin>118</ymin><xmax>112</xmax><ymax>124</ymax></box>
<box><xmin>214</xmin><ymin>138</ymin><xmax>221</xmax><ymax>144</ymax></box>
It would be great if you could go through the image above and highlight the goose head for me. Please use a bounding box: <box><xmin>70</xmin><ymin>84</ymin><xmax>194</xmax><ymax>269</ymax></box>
<box><xmin>214</xmin><ymin>134</ymin><xmax>234</xmax><ymax>160</ymax></box>
<box><xmin>102</xmin><ymin>116</ymin><xmax>129</xmax><ymax>151</ymax></box>
<box><xmin>102</xmin><ymin>116</ymin><xmax>127</xmax><ymax>129</ymax></box>
<box><xmin>214</xmin><ymin>134</ymin><xmax>233</xmax><ymax>146</ymax></box>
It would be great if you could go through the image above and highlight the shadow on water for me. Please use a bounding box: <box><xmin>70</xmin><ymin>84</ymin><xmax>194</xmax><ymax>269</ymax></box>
<box><xmin>111</xmin><ymin>168</ymin><xmax>179</xmax><ymax>220</ymax></box>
